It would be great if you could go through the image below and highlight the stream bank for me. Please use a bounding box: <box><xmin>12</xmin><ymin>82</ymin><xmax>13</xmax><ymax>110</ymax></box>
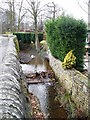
<box><xmin>19</xmin><ymin>43</ymin><xmax>68</xmax><ymax>119</ymax></box>
<box><xmin>48</xmin><ymin>50</ymin><xmax>89</xmax><ymax>119</ymax></box>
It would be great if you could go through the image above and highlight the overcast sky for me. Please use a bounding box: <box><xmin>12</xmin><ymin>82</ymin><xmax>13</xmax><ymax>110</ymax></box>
<box><xmin>1</xmin><ymin>0</ymin><xmax>88</xmax><ymax>23</ymax></box>
<box><xmin>41</xmin><ymin>0</ymin><xmax>88</xmax><ymax>23</ymax></box>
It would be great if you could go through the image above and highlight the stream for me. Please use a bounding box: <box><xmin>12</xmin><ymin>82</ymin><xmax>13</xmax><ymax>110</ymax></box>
<box><xmin>19</xmin><ymin>44</ymin><xmax>67</xmax><ymax>119</ymax></box>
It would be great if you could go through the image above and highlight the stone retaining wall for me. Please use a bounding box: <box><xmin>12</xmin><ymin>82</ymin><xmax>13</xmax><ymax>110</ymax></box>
<box><xmin>48</xmin><ymin>51</ymin><xmax>89</xmax><ymax>117</ymax></box>
<box><xmin>0</xmin><ymin>35</ymin><xmax>30</xmax><ymax>119</ymax></box>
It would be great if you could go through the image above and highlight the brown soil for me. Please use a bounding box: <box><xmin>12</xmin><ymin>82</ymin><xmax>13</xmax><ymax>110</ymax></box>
<box><xmin>28</xmin><ymin>92</ymin><xmax>45</xmax><ymax>119</ymax></box>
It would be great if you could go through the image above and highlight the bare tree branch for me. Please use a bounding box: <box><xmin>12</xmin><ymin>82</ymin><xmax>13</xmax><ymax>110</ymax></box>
<box><xmin>20</xmin><ymin>11</ymin><xmax>27</xmax><ymax>22</ymax></box>
<box><xmin>0</xmin><ymin>7</ymin><xmax>7</xmax><ymax>11</ymax></box>
<box><xmin>45</xmin><ymin>2</ymin><xmax>63</xmax><ymax>20</ymax></box>
<box><xmin>24</xmin><ymin>0</ymin><xmax>43</xmax><ymax>50</ymax></box>
<box><xmin>77</xmin><ymin>0</ymin><xmax>88</xmax><ymax>14</ymax></box>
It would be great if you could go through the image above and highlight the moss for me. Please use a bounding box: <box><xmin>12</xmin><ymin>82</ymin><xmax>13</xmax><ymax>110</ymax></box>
<box><xmin>14</xmin><ymin>37</ymin><xmax>20</xmax><ymax>53</ymax></box>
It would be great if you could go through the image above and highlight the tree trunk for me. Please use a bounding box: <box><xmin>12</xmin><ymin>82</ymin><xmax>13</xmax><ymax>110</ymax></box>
<box><xmin>12</xmin><ymin>0</ymin><xmax>15</xmax><ymax>32</ymax></box>
<box><xmin>18</xmin><ymin>0</ymin><xmax>24</xmax><ymax>32</ymax></box>
<box><xmin>18</xmin><ymin>16</ymin><xmax>20</xmax><ymax>32</ymax></box>
<box><xmin>35</xmin><ymin>17</ymin><xmax>39</xmax><ymax>51</ymax></box>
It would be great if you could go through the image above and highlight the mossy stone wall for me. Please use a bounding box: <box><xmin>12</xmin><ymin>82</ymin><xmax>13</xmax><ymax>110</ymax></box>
<box><xmin>48</xmin><ymin>51</ymin><xmax>89</xmax><ymax>117</ymax></box>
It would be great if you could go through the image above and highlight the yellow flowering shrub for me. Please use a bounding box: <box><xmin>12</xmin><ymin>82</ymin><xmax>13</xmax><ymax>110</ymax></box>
<box><xmin>62</xmin><ymin>50</ymin><xmax>76</xmax><ymax>69</ymax></box>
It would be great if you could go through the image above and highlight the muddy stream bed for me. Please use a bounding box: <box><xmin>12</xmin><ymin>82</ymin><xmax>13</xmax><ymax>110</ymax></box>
<box><xmin>19</xmin><ymin>44</ymin><xmax>68</xmax><ymax>119</ymax></box>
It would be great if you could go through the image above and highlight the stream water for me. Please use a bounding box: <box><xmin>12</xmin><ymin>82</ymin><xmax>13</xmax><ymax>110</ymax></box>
<box><xmin>19</xmin><ymin>44</ymin><xmax>67</xmax><ymax>119</ymax></box>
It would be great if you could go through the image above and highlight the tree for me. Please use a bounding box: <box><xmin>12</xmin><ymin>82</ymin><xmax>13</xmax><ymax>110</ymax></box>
<box><xmin>77</xmin><ymin>0</ymin><xmax>89</xmax><ymax>41</ymax></box>
<box><xmin>7</xmin><ymin>0</ymin><xmax>16</xmax><ymax>32</ymax></box>
<box><xmin>0</xmin><ymin>8</ymin><xmax>12</xmax><ymax>33</ymax></box>
<box><xmin>45</xmin><ymin>2</ymin><xmax>64</xmax><ymax>20</ymax></box>
<box><xmin>38</xmin><ymin>14</ymin><xmax>44</xmax><ymax>31</ymax></box>
<box><xmin>17</xmin><ymin>0</ymin><xmax>27</xmax><ymax>31</ymax></box>
<box><xmin>77</xmin><ymin>0</ymin><xmax>88</xmax><ymax>14</ymax></box>
<box><xmin>25</xmin><ymin>0</ymin><xmax>42</xmax><ymax>50</ymax></box>
<box><xmin>0</xmin><ymin>0</ymin><xmax>27</xmax><ymax>32</ymax></box>
<box><xmin>0</xmin><ymin>0</ymin><xmax>16</xmax><ymax>32</ymax></box>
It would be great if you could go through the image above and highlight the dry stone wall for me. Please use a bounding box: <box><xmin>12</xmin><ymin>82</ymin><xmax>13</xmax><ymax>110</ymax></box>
<box><xmin>0</xmin><ymin>35</ymin><xmax>29</xmax><ymax>119</ymax></box>
<box><xmin>48</xmin><ymin>51</ymin><xmax>89</xmax><ymax>117</ymax></box>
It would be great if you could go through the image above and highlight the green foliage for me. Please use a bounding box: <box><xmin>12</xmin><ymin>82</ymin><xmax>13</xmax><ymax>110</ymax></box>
<box><xmin>45</xmin><ymin>15</ymin><xmax>87</xmax><ymax>71</ymax></box>
<box><xmin>62</xmin><ymin>50</ymin><xmax>76</xmax><ymax>69</ymax></box>
<box><xmin>13</xmin><ymin>37</ymin><xmax>20</xmax><ymax>53</ymax></box>
<box><xmin>13</xmin><ymin>32</ymin><xmax>34</xmax><ymax>43</ymax></box>
<box><xmin>55</xmin><ymin>89</ymin><xmax>76</xmax><ymax>118</ymax></box>
<box><xmin>13</xmin><ymin>32</ymin><xmax>43</xmax><ymax>43</ymax></box>
<box><xmin>40</xmin><ymin>40</ymin><xmax>46</xmax><ymax>44</ymax></box>
<box><xmin>38</xmin><ymin>33</ymin><xmax>44</xmax><ymax>42</ymax></box>
<box><xmin>40</xmin><ymin>40</ymin><xmax>48</xmax><ymax>51</ymax></box>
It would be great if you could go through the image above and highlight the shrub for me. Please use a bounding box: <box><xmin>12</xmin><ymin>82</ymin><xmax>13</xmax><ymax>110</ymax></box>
<box><xmin>13</xmin><ymin>32</ymin><xmax>43</xmax><ymax>43</ymax></box>
<box><xmin>38</xmin><ymin>32</ymin><xmax>44</xmax><ymax>42</ymax></box>
<box><xmin>13</xmin><ymin>32</ymin><xmax>32</xmax><ymax>43</ymax></box>
<box><xmin>62</xmin><ymin>50</ymin><xmax>76</xmax><ymax>69</ymax></box>
<box><xmin>40</xmin><ymin>40</ymin><xmax>48</xmax><ymax>50</ymax></box>
<box><xmin>45</xmin><ymin>15</ymin><xmax>87</xmax><ymax>71</ymax></box>
<box><xmin>40</xmin><ymin>40</ymin><xmax>46</xmax><ymax>44</ymax></box>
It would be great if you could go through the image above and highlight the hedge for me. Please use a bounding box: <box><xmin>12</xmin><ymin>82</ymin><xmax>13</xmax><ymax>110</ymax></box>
<box><xmin>13</xmin><ymin>32</ymin><xmax>43</xmax><ymax>43</ymax></box>
<box><xmin>45</xmin><ymin>16</ymin><xmax>87</xmax><ymax>71</ymax></box>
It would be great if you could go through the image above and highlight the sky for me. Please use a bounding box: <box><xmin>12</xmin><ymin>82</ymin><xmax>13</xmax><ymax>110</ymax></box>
<box><xmin>40</xmin><ymin>0</ymin><xmax>88</xmax><ymax>23</ymax></box>
<box><xmin>0</xmin><ymin>0</ymin><xmax>88</xmax><ymax>23</ymax></box>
